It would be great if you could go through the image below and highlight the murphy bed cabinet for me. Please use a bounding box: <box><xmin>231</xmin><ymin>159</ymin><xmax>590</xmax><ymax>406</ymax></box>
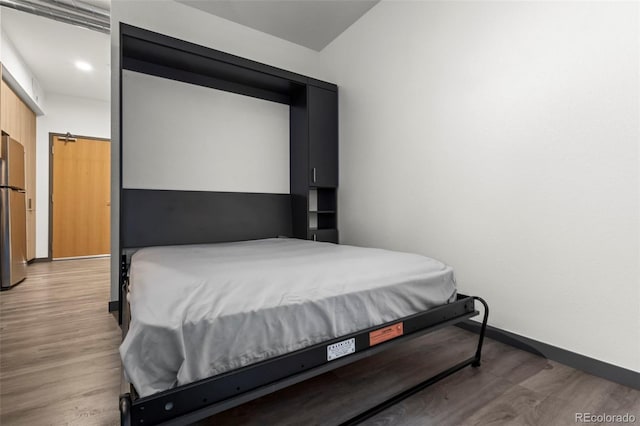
<box><xmin>118</xmin><ymin>25</ymin><xmax>339</xmax><ymax>246</ymax></box>
<box><xmin>290</xmin><ymin>83</ymin><xmax>338</xmax><ymax>243</ymax></box>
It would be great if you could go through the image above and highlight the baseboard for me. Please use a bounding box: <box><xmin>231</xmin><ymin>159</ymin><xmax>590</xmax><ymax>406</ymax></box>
<box><xmin>28</xmin><ymin>257</ymin><xmax>51</xmax><ymax>264</ymax></box>
<box><xmin>456</xmin><ymin>320</ymin><xmax>640</xmax><ymax>390</ymax></box>
<box><xmin>108</xmin><ymin>301</ymin><xmax>119</xmax><ymax>313</ymax></box>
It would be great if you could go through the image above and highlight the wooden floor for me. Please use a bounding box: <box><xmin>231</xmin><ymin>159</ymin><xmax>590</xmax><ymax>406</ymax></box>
<box><xmin>1</xmin><ymin>259</ymin><xmax>638</xmax><ymax>426</ymax></box>
<box><xmin>0</xmin><ymin>258</ymin><xmax>121</xmax><ymax>426</ymax></box>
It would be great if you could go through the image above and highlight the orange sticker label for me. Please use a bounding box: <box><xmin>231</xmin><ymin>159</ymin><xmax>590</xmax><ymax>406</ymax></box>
<box><xmin>369</xmin><ymin>322</ymin><xmax>404</xmax><ymax>346</ymax></box>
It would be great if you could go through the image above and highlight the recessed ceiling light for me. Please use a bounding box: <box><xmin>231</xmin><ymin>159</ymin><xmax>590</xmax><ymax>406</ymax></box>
<box><xmin>74</xmin><ymin>60</ymin><xmax>93</xmax><ymax>72</ymax></box>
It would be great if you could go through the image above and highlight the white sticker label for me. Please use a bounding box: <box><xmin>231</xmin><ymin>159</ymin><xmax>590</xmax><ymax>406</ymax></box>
<box><xmin>327</xmin><ymin>338</ymin><xmax>356</xmax><ymax>361</ymax></box>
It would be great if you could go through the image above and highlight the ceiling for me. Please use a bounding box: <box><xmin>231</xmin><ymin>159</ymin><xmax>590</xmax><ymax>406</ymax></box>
<box><xmin>0</xmin><ymin>0</ymin><xmax>376</xmax><ymax>103</ymax></box>
<box><xmin>72</xmin><ymin>0</ymin><xmax>110</xmax><ymax>10</ymax></box>
<box><xmin>1</xmin><ymin>6</ymin><xmax>110</xmax><ymax>101</ymax></box>
<box><xmin>176</xmin><ymin>0</ymin><xmax>379</xmax><ymax>51</ymax></box>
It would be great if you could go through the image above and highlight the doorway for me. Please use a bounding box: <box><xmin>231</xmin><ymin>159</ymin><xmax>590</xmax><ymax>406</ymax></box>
<box><xmin>49</xmin><ymin>133</ymin><xmax>110</xmax><ymax>259</ymax></box>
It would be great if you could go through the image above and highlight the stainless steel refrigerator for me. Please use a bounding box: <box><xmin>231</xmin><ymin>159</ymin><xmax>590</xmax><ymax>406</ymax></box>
<box><xmin>0</xmin><ymin>134</ymin><xmax>26</xmax><ymax>289</ymax></box>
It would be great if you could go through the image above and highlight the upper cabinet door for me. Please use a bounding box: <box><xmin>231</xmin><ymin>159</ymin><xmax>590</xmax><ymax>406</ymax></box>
<box><xmin>308</xmin><ymin>85</ymin><xmax>338</xmax><ymax>187</ymax></box>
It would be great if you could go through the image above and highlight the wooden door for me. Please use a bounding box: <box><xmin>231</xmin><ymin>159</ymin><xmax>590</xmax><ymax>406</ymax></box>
<box><xmin>52</xmin><ymin>135</ymin><xmax>110</xmax><ymax>258</ymax></box>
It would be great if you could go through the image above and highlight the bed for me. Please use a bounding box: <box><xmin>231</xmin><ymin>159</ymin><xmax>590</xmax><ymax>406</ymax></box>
<box><xmin>121</xmin><ymin>238</ymin><xmax>458</xmax><ymax>398</ymax></box>
<box><xmin>119</xmin><ymin>237</ymin><xmax>487</xmax><ymax>426</ymax></box>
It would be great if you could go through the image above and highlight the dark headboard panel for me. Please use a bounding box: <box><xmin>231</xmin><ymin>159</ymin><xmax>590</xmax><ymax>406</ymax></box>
<box><xmin>121</xmin><ymin>189</ymin><xmax>293</xmax><ymax>249</ymax></box>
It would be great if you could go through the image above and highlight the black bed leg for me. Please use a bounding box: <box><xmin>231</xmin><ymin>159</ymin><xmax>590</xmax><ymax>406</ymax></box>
<box><xmin>120</xmin><ymin>393</ymin><xmax>132</xmax><ymax>426</ymax></box>
<box><xmin>340</xmin><ymin>296</ymin><xmax>490</xmax><ymax>425</ymax></box>
<box><xmin>471</xmin><ymin>296</ymin><xmax>489</xmax><ymax>367</ymax></box>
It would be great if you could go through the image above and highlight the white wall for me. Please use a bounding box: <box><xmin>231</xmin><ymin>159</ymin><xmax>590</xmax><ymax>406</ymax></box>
<box><xmin>36</xmin><ymin>93</ymin><xmax>110</xmax><ymax>258</ymax></box>
<box><xmin>122</xmin><ymin>71</ymin><xmax>289</xmax><ymax>194</ymax></box>
<box><xmin>321</xmin><ymin>1</ymin><xmax>639</xmax><ymax>372</ymax></box>
<box><xmin>111</xmin><ymin>0</ymin><xmax>639</xmax><ymax>372</ymax></box>
<box><xmin>110</xmin><ymin>0</ymin><xmax>330</xmax><ymax>301</ymax></box>
<box><xmin>1</xmin><ymin>29</ymin><xmax>45</xmax><ymax>113</ymax></box>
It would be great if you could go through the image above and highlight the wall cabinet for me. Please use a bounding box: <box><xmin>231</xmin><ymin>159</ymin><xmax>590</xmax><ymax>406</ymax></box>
<box><xmin>308</xmin><ymin>86</ymin><xmax>338</xmax><ymax>188</ymax></box>
<box><xmin>290</xmin><ymin>83</ymin><xmax>339</xmax><ymax>244</ymax></box>
<box><xmin>1</xmin><ymin>79</ymin><xmax>37</xmax><ymax>261</ymax></box>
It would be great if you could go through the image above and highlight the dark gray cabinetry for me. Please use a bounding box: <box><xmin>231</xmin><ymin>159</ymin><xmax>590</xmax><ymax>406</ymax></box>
<box><xmin>308</xmin><ymin>86</ymin><xmax>338</xmax><ymax>188</ymax></box>
<box><xmin>290</xmin><ymin>83</ymin><xmax>339</xmax><ymax>244</ymax></box>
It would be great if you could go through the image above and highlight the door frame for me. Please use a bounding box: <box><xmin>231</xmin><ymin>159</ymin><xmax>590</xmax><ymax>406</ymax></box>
<box><xmin>48</xmin><ymin>132</ymin><xmax>111</xmax><ymax>260</ymax></box>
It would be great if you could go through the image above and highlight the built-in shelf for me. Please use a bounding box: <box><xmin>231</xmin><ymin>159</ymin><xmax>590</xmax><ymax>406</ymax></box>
<box><xmin>308</xmin><ymin>188</ymin><xmax>337</xmax><ymax>235</ymax></box>
<box><xmin>308</xmin><ymin>228</ymin><xmax>338</xmax><ymax>242</ymax></box>
<box><xmin>309</xmin><ymin>189</ymin><xmax>336</xmax><ymax>211</ymax></box>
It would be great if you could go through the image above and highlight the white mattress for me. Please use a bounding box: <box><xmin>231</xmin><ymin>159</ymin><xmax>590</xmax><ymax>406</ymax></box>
<box><xmin>120</xmin><ymin>238</ymin><xmax>457</xmax><ymax>397</ymax></box>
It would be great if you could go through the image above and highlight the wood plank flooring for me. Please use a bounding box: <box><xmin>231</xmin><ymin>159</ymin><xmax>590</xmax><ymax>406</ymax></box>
<box><xmin>1</xmin><ymin>258</ymin><xmax>638</xmax><ymax>426</ymax></box>
<box><xmin>0</xmin><ymin>259</ymin><xmax>121</xmax><ymax>426</ymax></box>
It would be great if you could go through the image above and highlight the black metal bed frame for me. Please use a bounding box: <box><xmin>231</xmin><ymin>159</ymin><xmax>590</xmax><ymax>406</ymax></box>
<box><xmin>119</xmin><ymin>290</ymin><xmax>488</xmax><ymax>425</ymax></box>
